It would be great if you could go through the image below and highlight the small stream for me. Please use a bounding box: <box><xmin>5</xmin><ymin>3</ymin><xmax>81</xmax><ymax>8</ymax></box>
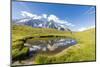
<box><xmin>13</xmin><ymin>37</ymin><xmax>77</xmax><ymax>65</ymax></box>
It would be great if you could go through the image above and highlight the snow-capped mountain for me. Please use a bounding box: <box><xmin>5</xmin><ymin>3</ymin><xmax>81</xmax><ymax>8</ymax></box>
<box><xmin>13</xmin><ymin>11</ymin><xmax>73</xmax><ymax>31</ymax></box>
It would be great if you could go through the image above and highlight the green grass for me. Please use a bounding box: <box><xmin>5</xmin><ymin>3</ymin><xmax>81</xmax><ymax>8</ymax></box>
<box><xmin>12</xmin><ymin>25</ymin><xmax>72</xmax><ymax>42</ymax></box>
<box><xmin>12</xmin><ymin>25</ymin><xmax>96</xmax><ymax>64</ymax></box>
<box><xmin>34</xmin><ymin>28</ymin><xmax>96</xmax><ymax>64</ymax></box>
<box><xmin>12</xmin><ymin>25</ymin><xmax>72</xmax><ymax>61</ymax></box>
<box><xmin>12</xmin><ymin>47</ymin><xmax>29</xmax><ymax>60</ymax></box>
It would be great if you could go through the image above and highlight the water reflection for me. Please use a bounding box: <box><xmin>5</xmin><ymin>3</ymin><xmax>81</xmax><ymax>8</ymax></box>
<box><xmin>24</xmin><ymin>38</ymin><xmax>77</xmax><ymax>56</ymax></box>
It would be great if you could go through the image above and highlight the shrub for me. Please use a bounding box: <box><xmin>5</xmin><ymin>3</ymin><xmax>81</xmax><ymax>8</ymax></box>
<box><xmin>12</xmin><ymin>47</ymin><xmax>29</xmax><ymax>60</ymax></box>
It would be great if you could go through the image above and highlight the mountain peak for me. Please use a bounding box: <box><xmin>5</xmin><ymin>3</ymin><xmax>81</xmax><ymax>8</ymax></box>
<box><xmin>13</xmin><ymin>11</ymin><xmax>74</xmax><ymax>32</ymax></box>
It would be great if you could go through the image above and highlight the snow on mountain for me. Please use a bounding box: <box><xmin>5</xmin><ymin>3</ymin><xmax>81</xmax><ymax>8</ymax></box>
<box><xmin>14</xmin><ymin>11</ymin><xmax>74</xmax><ymax>31</ymax></box>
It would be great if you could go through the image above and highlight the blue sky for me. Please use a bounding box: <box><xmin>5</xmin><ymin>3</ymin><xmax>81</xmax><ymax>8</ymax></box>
<box><xmin>12</xmin><ymin>1</ymin><xmax>96</xmax><ymax>31</ymax></box>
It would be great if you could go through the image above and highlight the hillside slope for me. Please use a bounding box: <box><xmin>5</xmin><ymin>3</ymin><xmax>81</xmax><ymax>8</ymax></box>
<box><xmin>34</xmin><ymin>28</ymin><xmax>96</xmax><ymax>64</ymax></box>
<box><xmin>12</xmin><ymin>25</ymin><xmax>73</xmax><ymax>61</ymax></box>
<box><xmin>12</xmin><ymin>25</ymin><xmax>72</xmax><ymax>42</ymax></box>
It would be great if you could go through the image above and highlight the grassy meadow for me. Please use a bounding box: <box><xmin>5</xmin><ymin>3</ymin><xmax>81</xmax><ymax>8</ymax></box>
<box><xmin>12</xmin><ymin>25</ymin><xmax>72</xmax><ymax>42</ymax></box>
<box><xmin>34</xmin><ymin>28</ymin><xmax>96</xmax><ymax>64</ymax></box>
<box><xmin>12</xmin><ymin>25</ymin><xmax>72</xmax><ymax>61</ymax></box>
<box><xmin>12</xmin><ymin>25</ymin><xmax>96</xmax><ymax>64</ymax></box>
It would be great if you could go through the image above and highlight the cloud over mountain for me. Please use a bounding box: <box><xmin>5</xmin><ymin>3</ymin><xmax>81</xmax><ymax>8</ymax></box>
<box><xmin>21</xmin><ymin>11</ymin><xmax>75</xmax><ymax>27</ymax></box>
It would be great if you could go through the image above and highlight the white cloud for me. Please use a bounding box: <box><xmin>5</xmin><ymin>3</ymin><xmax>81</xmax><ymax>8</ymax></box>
<box><xmin>78</xmin><ymin>25</ymin><xmax>95</xmax><ymax>32</ymax></box>
<box><xmin>21</xmin><ymin>11</ymin><xmax>42</xmax><ymax>19</ymax></box>
<box><xmin>20</xmin><ymin>11</ymin><xmax>75</xmax><ymax>27</ymax></box>
<box><xmin>42</xmin><ymin>14</ymin><xmax>47</xmax><ymax>19</ymax></box>
<box><xmin>84</xmin><ymin>7</ymin><xmax>95</xmax><ymax>15</ymax></box>
<box><xmin>48</xmin><ymin>14</ymin><xmax>74</xmax><ymax>27</ymax></box>
<box><xmin>21</xmin><ymin>11</ymin><xmax>35</xmax><ymax>17</ymax></box>
<box><xmin>48</xmin><ymin>15</ymin><xmax>59</xmax><ymax>22</ymax></box>
<box><xmin>33</xmin><ymin>16</ymin><xmax>42</xmax><ymax>19</ymax></box>
<box><xmin>18</xmin><ymin>18</ymin><xmax>30</xmax><ymax>23</ymax></box>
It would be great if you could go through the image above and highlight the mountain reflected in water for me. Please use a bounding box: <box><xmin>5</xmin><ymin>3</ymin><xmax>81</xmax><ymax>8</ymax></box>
<box><xmin>24</xmin><ymin>37</ymin><xmax>77</xmax><ymax>56</ymax></box>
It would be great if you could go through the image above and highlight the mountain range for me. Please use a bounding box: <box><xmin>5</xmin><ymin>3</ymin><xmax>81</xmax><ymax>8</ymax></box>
<box><xmin>13</xmin><ymin>11</ymin><xmax>72</xmax><ymax>31</ymax></box>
